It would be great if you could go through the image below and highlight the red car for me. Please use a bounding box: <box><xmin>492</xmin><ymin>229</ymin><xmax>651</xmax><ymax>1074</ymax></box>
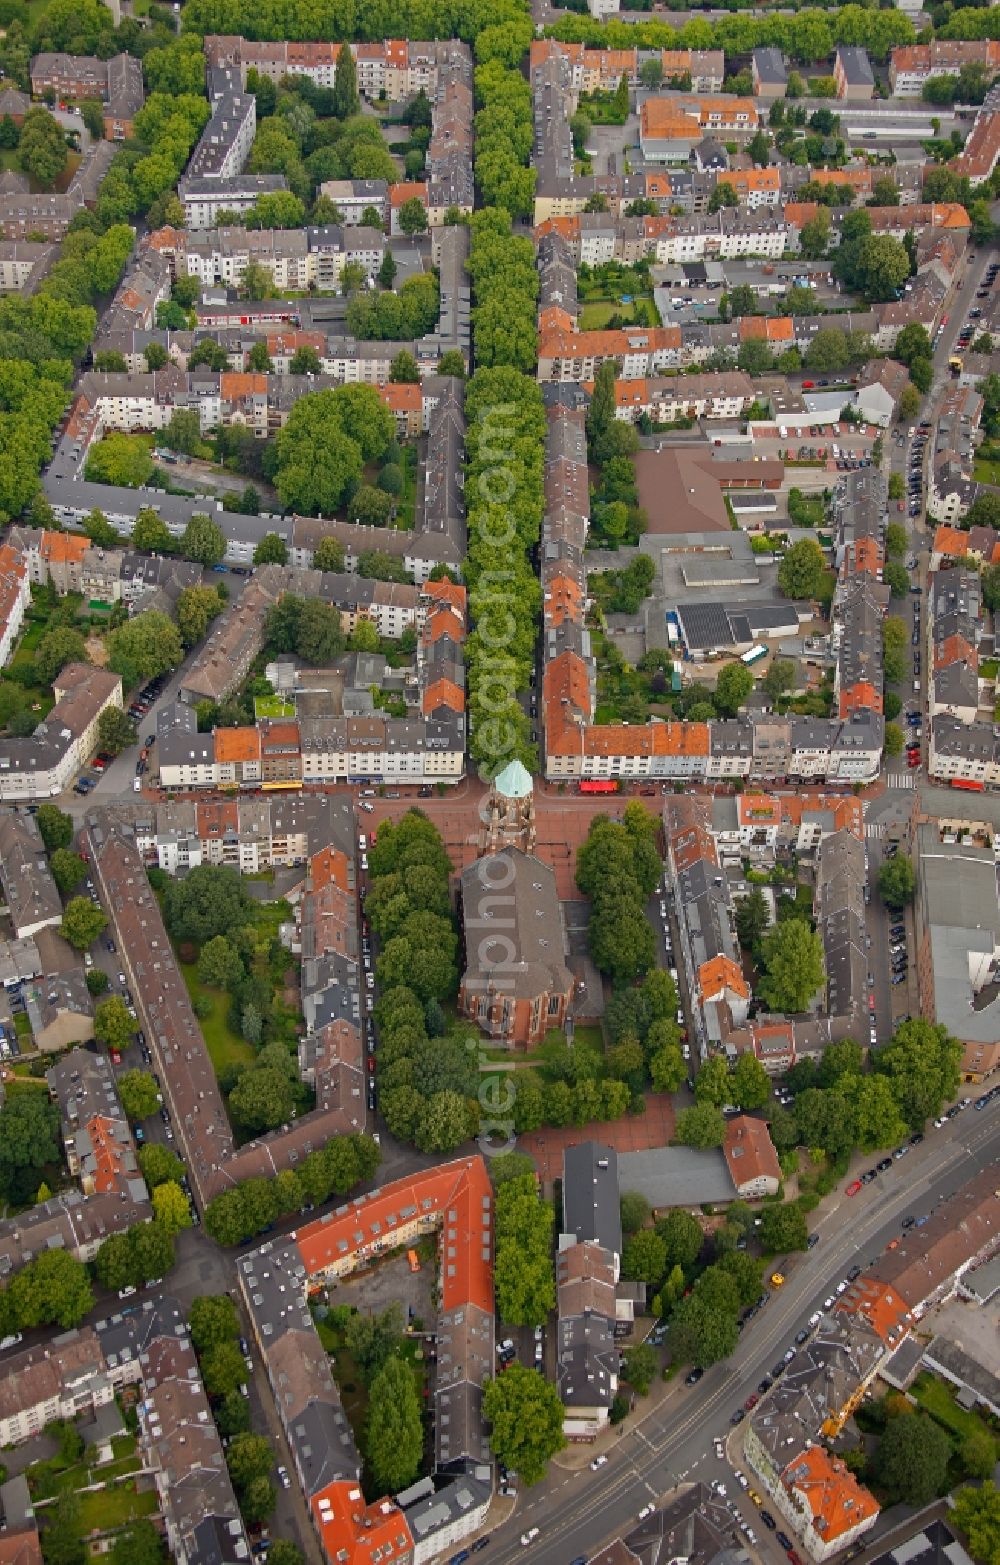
<box><xmin>846</xmin><ymin>1180</ymin><xmax>862</xmax><ymax>1197</ymax></box>
<box><xmin>110</xmin><ymin>1049</ymin><xmax>121</xmax><ymax>1066</ymax></box>
<box><xmin>743</xmin><ymin>1393</ymin><xmax>758</xmax><ymax>1410</ymax></box>
<box><xmin>906</xmin><ymin>751</ymin><xmax>921</xmax><ymax>768</ymax></box>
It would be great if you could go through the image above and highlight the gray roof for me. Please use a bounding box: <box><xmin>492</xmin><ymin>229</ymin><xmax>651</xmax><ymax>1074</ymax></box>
<box><xmin>917</xmin><ymin>823</ymin><xmax>1000</xmax><ymax>1046</ymax></box>
<box><xmin>616</xmin><ymin>1146</ymin><xmax>734</xmax><ymax>1207</ymax></box>
<box><xmin>562</xmin><ymin>1143</ymin><xmax>622</xmax><ymax>1258</ymax></box>
<box><xmin>460</xmin><ymin>846</ymin><xmax>572</xmax><ymax>1003</ymax></box>
<box><xmin>0</xmin><ymin>811</ymin><xmax>62</xmax><ymax>935</ymax></box>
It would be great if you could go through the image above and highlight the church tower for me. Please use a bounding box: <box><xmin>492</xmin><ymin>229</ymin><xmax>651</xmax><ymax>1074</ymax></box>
<box><xmin>478</xmin><ymin>759</ymin><xmax>536</xmax><ymax>855</ymax></box>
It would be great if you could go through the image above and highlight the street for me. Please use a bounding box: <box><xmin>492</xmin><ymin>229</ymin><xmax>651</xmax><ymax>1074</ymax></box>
<box><xmin>482</xmin><ymin>1102</ymin><xmax>1000</xmax><ymax>1565</ymax></box>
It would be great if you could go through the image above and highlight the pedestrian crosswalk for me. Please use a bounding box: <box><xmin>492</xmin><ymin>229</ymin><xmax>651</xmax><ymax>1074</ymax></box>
<box><xmin>865</xmin><ymin>822</ymin><xmax>885</xmax><ymax>839</ymax></box>
<box><xmin>885</xmin><ymin>773</ymin><xmax>918</xmax><ymax>790</ymax></box>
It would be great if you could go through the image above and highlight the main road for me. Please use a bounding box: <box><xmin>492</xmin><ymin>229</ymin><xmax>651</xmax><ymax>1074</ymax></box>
<box><xmin>484</xmin><ymin>1103</ymin><xmax>1000</xmax><ymax>1565</ymax></box>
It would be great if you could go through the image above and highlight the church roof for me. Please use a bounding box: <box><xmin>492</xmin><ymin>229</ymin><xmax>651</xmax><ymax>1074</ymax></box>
<box><xmin>493</xmin><ymin>759</ymin><xmax>533</xmax><ymax>799</ymax></box>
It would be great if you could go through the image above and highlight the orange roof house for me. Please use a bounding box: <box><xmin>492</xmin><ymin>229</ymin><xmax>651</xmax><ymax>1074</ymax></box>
<box><xmin>421</xmin><ymin>577</ymin><xmax>466</xmax><ymax>616</ymax></box>
<box><xmin>723</xmin><ymin>1115</ymin><xmax>781</xmax><ymax>1196</ymax></box>
<box><xmin>699</xmin><ymin>954</ymin><xmax>749</xmax><ymax>1004</ymax></box>
<box><xmin>839</xmin><ymin>680</ymin><xmax>883</xmax><ymax>718</ymax></box>
<box><xmin>836</xmin><ymin>1276</ymin><xmax>911</xmax><ymax>1346</ymax></box>
<box><xmin>40</xmin><ymin>531</ymin><xmax>88</xmax><ymax>569</ymax></box>
<box><xmin>220</xmin><ymin>371</ymin><xmax>267</xmax><ymax>399</ymax></box>
<box><xmin>389</xmin><ymin>180</ymin><xmax>428</xmax><ymax>209</ymax></box>
<box><xmin>739</xmin><ymin>315</ymin><xmax>794</xmax><ymax>344</ymax></box>
<box><xmin>719</xmin><ymin>167</ymin><xmax>781</xmax><ymax>200</ymax></box>
<box><xmin>214</xmin><ymin>727</ymin><xmax>262</xmax><ymax>766</ymax></box>
<box><xmin>422</xmin><ymin>605</ymin><xmax>465</xmax><ymax>646</ymax></box>
<box><xmin>422</xmin><ymin>676</ymin><xmax>464</xmax><ymax>716</ymax></box>
<box><xmin>782</xmin><ymin>1448</ymin><xmax>879</xmax><ymax>1553</ymax></box>
<box><xmin>309</xmin><ymin>844</ymin><xmax>352</xmax><ymax>896</ymax></box>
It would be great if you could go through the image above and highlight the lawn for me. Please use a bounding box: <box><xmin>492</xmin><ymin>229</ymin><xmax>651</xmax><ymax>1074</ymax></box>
<box><xmin>254</xmin><ymin>694</ymin><xmax>296</xmax><ymax>719</ymax></box>
<box><xmin>580</xmin><ymin>296</ymin><xmax>657</xmax><ymax>330</ymax></box>
<box><xmin>76</xmin><ymin>1483</ymin><xmax>156</xmax><ymax>1534</ymax></box>
<box><xmin>911</xmin><ymin>1370</ymin><xmax>999</xmax><ymax>1452</ymax></box>
<box><xmin>177</xmin><ymin>962</ymin><xmax>254</xmax><ymax>1075</ymax></box>
<box><xmin>973</xmin><ymin>456</ymin><xmax>1000</xmax><ymax>486</ymax></box>
<box><xmin>13</xmin><ymin>1012</ymin><xmax>32</xmax><ymax>1040</ymax></box>
<box><xmin>394</xmin><ymin>445</ymin><xmax>418</xmax><ymax>532</ymax></box>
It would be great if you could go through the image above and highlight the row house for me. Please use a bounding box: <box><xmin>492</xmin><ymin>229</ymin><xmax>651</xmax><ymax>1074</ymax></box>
<box><xmin>610</xmin><ymin>370</ymin><xmax>755</xmax><ymax>423</ymax></box>
<box><xmin>928</xmin><ymin>567</ymin><xmax>983</xmax><ymax>726</ymax></box>
<box><xmin>204</xmin><ymin>36</ymin><xmax>463</xmax><ymax>104</ymax></box>
<box><xmin>30</xmin><ymin>50</ymin><xmax>144</xmax><ymax>133</ymax></box>
<box><xmin>153</xmin><ymin>223</ymin><xmax>386</xmax><ymax>292</ymax></box>
<box><xmin>0</xmin><ymin>664</ymin><xmax>122</xmax><ymax>802</ymax></box>
<box><xmin>889</xmin><ymin>40</ymin><xmax>1000</xmax><ymax>97</ymax></box>
<box><xmin>0</xmin><ymin>240</ymin><xmax>57</xmax><ymax>295</ymax></box>
<box><xmin>949</xmin><ymin>86</ymin><xmax>1000</xmax><ymax>186</ymax></box>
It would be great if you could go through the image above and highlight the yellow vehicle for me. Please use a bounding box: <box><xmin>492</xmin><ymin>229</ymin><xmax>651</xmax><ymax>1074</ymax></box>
<box><xmin>407</xmin><ymin>1248</ymin><xmax>421</xmax><ymax>1273</ymax></box>
<box><xmin>749</xmin><ymin>1490</ymin><xmax>763</xmax><ymax>1507</ymax></box>
<box><xmin>770</xmin><ymin>1272</ymin><xmax>785</xmax><ymax>1287</ymax></box>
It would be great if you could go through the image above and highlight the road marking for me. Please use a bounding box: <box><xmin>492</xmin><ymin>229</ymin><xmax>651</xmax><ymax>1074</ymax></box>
<box><xmin>885</xmin><ymin>774</ymin><xmax>917</xmax><ymax>789</ymax></box>
<box><xmin>864</xmin><ymin>822</ymin><xmax>885</xmax><ymax>838</ymax></box>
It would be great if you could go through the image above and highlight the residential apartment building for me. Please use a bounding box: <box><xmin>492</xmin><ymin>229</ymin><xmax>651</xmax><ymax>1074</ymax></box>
<box><xmin>238</xmin><ymin>1157</ymin><xmax>493</xmax><ymax>1565</ymax></box>
<box><xmin>889</xmin><ymin>40</ymin><xmax>1000</xmax><ymax>97</ymax></box>
<box><xmin>0</xmin><ymin>664</ymin><xmax>122</xmax><ymax>801</ymax></box>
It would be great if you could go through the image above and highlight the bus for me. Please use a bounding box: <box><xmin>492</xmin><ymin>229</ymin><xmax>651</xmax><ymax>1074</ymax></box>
<box><xmin>741</xmin><ymin>644</ymin><xmax>768</xmax><ymax>667</ymax></box>
<box><xmin>579</xmin><ymin>780</ymin><xmax>620</xmax><ymax>794</ymax></box>
<box><xmin>951</xmin><ymin>778</ymin><xmax>985</xmax><ymax>792</ymax></box>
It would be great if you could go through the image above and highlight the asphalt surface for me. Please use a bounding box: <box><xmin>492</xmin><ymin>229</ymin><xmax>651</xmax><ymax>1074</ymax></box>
<box><xmin>485</xmin><ymin>1103</ymin><xmax>1000</xmax><ymax>1565</ymax></box>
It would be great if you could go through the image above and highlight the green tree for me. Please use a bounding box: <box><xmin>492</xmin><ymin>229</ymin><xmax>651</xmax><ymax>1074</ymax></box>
<box><xmin>731</xmin><ymin>1052</ymin><xmax>771</xmax><ymax>1110</ymax></box>
<box><xmin>60</xmin><ymin>896</ymin><xmax>107</xmax><ymax>951</ymax></box>
<box><xmin>18</xmin><ymin>106</ymin><xmax>67</xmax><ymax>186</ymax></box>
<box><xmin>874</xmin><ymin>1018</ymin><xmax>961</xmax><ymax>1129</ymax></box>
<box><xmin>899</xmin><ymin>383</ymin><xmax>922</xmax><ymax>422</ymax></box>
<box><xmin>110</xmin><ymin>1521</ymin><xmax>162</xmax><ymax>1565</ymax></box>
<box><xmin>0</xmin><ymin>1091</ymin><xmax>60</xmax><ymax>1206</ymax></box>
<box><xmin>197</xmin><ymin>935</ymin><xmax>244</xmax><ymax>990</ymax></box>
<box><xmin>180</xmin><ymin>513</ymin><xmax>226</xmax><ymax>567</ymax></box>
<box><xmin>175</xmin><ymin>585</ymin><xmax>223</xmax><ymax>649</ymax></box>
<box><xmin>40</xmin><ymin>1492</ymin><xmax>84</xmax><ymax>1565</ymax></box>
<box><xmin>952</xmin><ymin>1482</ymin><xmax>1000</xmax><ymax>1565</ymax></box>
<box><xmin>49</xmin><ymin>849</ymin><xmax>87</xmax><ymax>896</ymax></box>
<box><xmin>494</xmin><ymin>1174</ymin><xmax>555</xmax><ymax>1326</ymax></box>
<box><xmin>482</xmin><ymin>1364</ymin><xmax>567</xmax><ymax>1485</ymax></box>
<box><xmin>777</xmin><ymin>538</ymin><xmax>827</xmax><ymax>600</ymax></box>
<box><xmin>118</xmin><ymin>1070</ymin><xmax>159</xmax><ymax>1122</ymax></box>
<box><xmin>878</xmin><ymin>854</ymin><xmax>915</xmax><ymax>909</ymax></box>
<box><xmin>94</xmin><ymin>996</ymin><xmax>136</xmax><ymax>1052</ymax></box>
<box><xmin>735</xmin><ymin>887</ymin><xmax>770</xmax><ymax>953</ymax></box>
<box><xmin>344</xmin><ymin>1303</ymin><xmax>405</xmax><ymax>1386</ymax></box>
<box><xmin>715</xmin><ymin>661</ymin><xmax>754</xmax><ymax>716</ymax></box>
<box><xmin>2</xmin><ymin>1248</ymin><xmax>93</xmax><ymax>1332</ymax></box>
<box><xmin>875</xmin><ymin>1410</ymin><xmax>951</xmax><ymax>1505</ymax></box>
<box><xmin>763</xmin><ymin>658</ymin><xmax>795</xmax><ymax>701</ymax></box>
<box><xmin>389</xmin><ymin>350</ymin><xmax>420</xmax><ymax>384</ymax></box>
<box><xmin>94</xmin><ymin>707</ymin><xmax>137</xmax><ymax>758</ymax></box>
<box><xmin>164</xmin><ymin>865</ymin><xmax>252</xmax><ymax>945</ymax></box>
<box><xmin>109</xmin><ymin>612</ymin><xmax>183</xmax><ymax>686</ymax></box>
<box><xmin>655</xmin><ymin>1208</ymin><xmax>703</xmax><ymax>1271</ymax></box>
<box><xmin>85</xmin><ymin>434</ymin><xmax>155</xmax><ymax>489</ymax></box>
<box><xmin>694</xmin><ymin>1055</ymin><xmax>731</xmax><ymax>1107</ymax></box>
<box><xmin>35</xmin><ymin>627</ymin><xmax>87</xmax><ymax>686</ymax></box>
<box><xmin>37</xmin><ymin>805</ymin><xmax>72</xmax><ymax>854</ymax></box>
<box><xmin>333</xmin><ymin>43</ymin><xmax>360</xmax><ymax>119</ymax></box>
<box><xmin>759</xmin><ymin>919</ymin><xmax>825</xmax><ymax>1014</ymax></box>
<box><xmin>216</xmin><ymin>1390</ymin><xmax>252</xmax><ymax>1440</ymax></box>
<box><xmin>675</xmin><ymin>1102</ymin><xmax>727</xmax><ymax>1148</ymax></box>
<box><xmin>137</xmin><ymin>1143</ymin><xmax>185</xmax><ymax>1190</ymax></box>
<box><xmin>620</xmin><ymin>1190</ymin><xmax>651</xmax><ymax>1236</ymax></box>
<box><xmin>253</xmin><ymin>533</ymin><xmax>288</xmax><ymax>566</ymax></box>
<box><xmin>131</xmin><ymin>508</ymin><xmax>173</xmax><ymax>555</ymax></box>
<box><xmin>622</xmin><ymin>1342</ymin><xmax>658</xmax><ymax>1396</ymax></box>
<box><xmin>622</xmin><ymin>1229</ymin><xmax>667</xmax><ymax>1286</ymax></box>
<box><xmin>228</xmin><ymin>1066</ymin><xmax>296</xmax><ymax>1136</ymax></box>
<box><xmin>314</xmin><ymin>536</ymin><xmax>346</xmax><ymax>573</ymax></box>
<box><xmin>365</xmin><ymin>1358</ymin><xmax>423</xmax><ymax>1493</ymax></box>
<box><xmin>396</xmin><ymin>196</ymin><xmax>427</xmax><ymax>235</ymax></box>
<box><xmin>758</xmin><ymin>1203</ymin><xmax>808</xmax><ymax>1254</ymax></box>
<box><xmin>202</xmin><ymin>1341</ymin><xmax>249</xmax><ymax>1398</ymax></box>
<box><xmin>226</xmin><ymin>1432</ymin><xmax>274</xmax><ymax>1493</ymax></box>
<box><xmin>189</xmin><ymin>1293</ymin><xmax>239</xmax><ymax>1353</ymax></box>
<box><xmin>670</xmin><ymin>1293</ymin><xmax>738</xmax><ymax>1368</ymax></box>
<box><xmin>151</xmin><ymin>1180</ymin><xmax>191</xmax><ymax>1235</ymax></box>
